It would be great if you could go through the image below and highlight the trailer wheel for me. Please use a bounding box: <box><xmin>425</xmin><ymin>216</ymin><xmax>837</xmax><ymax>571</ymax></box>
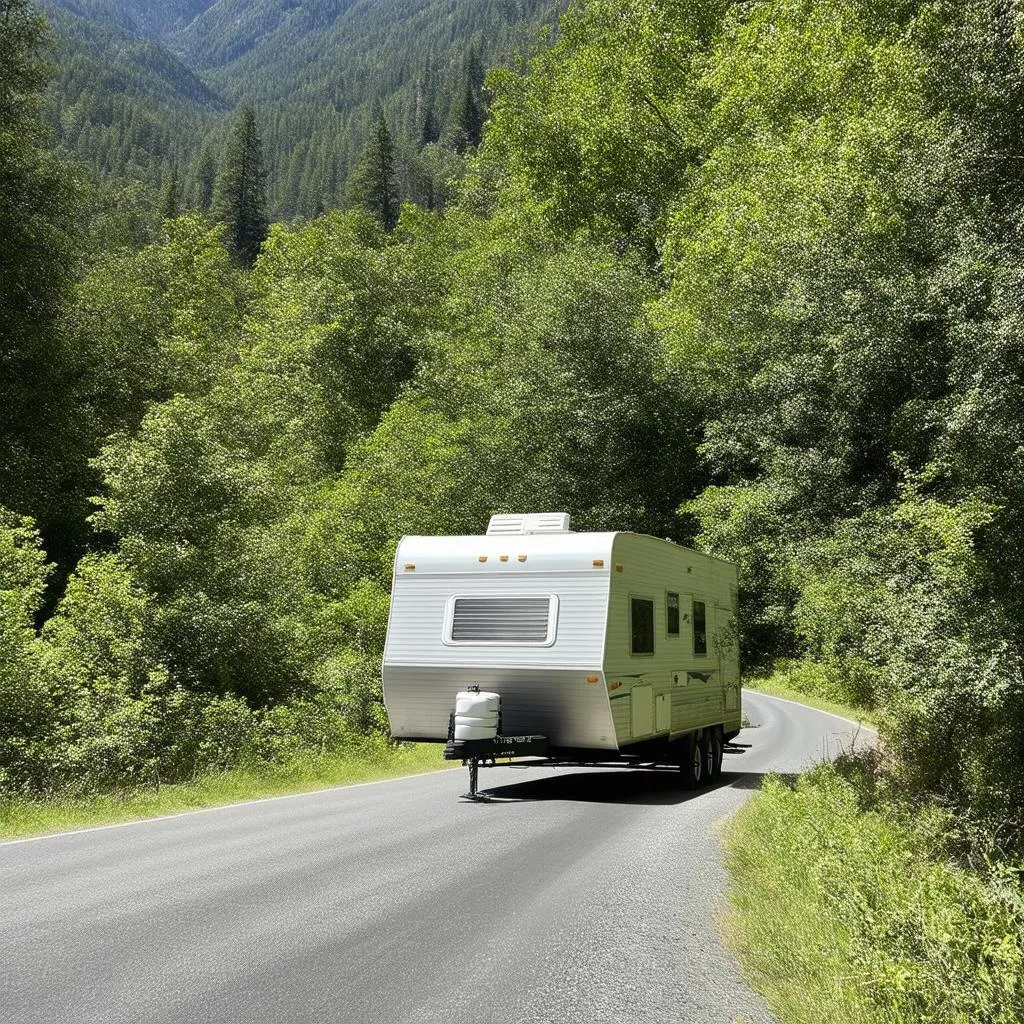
<box><xmin>707</xmin><ymin>728</ymin><xmax>723</xmax><ymax>780</ymax></box>
<box><xmin>680</xmin><ymin>735</ymin><xmax>704</xmax><ymax>790</ymax></box>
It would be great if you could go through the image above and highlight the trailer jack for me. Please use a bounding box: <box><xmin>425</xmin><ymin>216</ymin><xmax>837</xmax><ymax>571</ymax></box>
<box><xmin>461</xmin><ymin>757</ymin><xmax>491</xmax><ymax>802</ymax></box>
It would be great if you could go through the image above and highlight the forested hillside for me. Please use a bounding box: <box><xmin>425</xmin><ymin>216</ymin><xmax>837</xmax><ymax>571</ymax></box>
<box><xmin>3</xmin><ymin>0</ymin><xmax>1024</xmax><ymax>1014</ymax></box>
<box><xmin>38</xmin><ymin>0</ymin><xmax>562</xmax><ymax>217</ymax></box>
<box><xmin>42</xmin><ymin>1</ymin><xmax>226</xmax><ymax>203</ymax></box>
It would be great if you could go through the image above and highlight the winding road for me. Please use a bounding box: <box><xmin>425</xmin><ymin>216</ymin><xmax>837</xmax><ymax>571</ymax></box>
<box><xmin>0</xmin><ymin>692</ymin><xmax>875</xmax><ymax>1024</ymax></box>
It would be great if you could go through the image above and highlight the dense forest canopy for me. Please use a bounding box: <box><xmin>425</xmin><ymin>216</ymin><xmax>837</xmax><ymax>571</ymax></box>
<box><xmin>2</xmin><ymin>0</ymin><xmax>1023</xmax><ymax>879</ymax></box>
<box><xmin>36</xmin><ymin>0</ymin><xmax>563</xmax><ymax>220</ymax></box>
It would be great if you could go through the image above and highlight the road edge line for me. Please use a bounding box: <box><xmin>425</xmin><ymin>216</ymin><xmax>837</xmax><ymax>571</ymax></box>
<box><xmin>0</xmin><ymin>765</ymin><xmax>459</xmax><ymax>848</ymax></box>
<box><xmin>747</xmin><ymin>690</ymin><xmax>878</xmax><ymax>734</ymax></box>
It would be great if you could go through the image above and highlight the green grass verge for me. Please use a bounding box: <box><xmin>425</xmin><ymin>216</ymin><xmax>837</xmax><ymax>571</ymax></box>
<box><xmin>725</xmin><ymin>765</ymin><xmax>1024</xmax><ymax>1024</ymax></box>
<box><xmin>744</xmin><ymin>674</ymin><xmax>880</xmax><ymax>729</ymax></box>
<box><xmin>0</xmin><ymin>740</ymin><xmax>451</xmax><ymax>841</ymax></box>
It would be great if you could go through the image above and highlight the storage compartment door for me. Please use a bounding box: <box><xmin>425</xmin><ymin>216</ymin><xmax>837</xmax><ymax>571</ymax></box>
<box><xmin>631</xmin><ymin>685</ymin><xmax>654</xmax><ymax>737</ymax></box>
<box><xmin>655</xmin><ymin>692</ymin><xmax>671</xmax><ymax>733</ymax></box>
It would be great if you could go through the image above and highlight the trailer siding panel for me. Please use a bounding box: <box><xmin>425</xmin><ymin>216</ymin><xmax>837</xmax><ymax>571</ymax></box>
<box><xmin>383</xmin><ymin>534</ymin><xmax>617</xmax><ymax>748</ymax></box>
<box><xmin>603</xmin><ymin>534</ymin><xmax>741</xmax><ymax>746</ymax></box>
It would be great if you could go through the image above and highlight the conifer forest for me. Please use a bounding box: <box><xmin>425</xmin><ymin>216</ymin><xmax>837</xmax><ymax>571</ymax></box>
<box><xmin>3</xmin><ymin>0</ymin><xmax>1024</xmax><ymax>1015</ymax></box>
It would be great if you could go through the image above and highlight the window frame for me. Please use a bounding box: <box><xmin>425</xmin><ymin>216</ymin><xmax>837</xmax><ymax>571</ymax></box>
<box><xmin>442</xmin><ymin>593</ymin><xmax>559</xmax><ymax>647</ymax></box>
<box><xmin>692</xmin><ymin>598</ymin><xmax>708</xmax><ymax>656</ymax></box>
<box><xmin>630</xmin><ymin>595</ymin><xmax>656</xmax><ymax>656</ymax></box>
<box><xmin>666</xmin><ymin>590</ymin><xmax>680</xmax><ymax>637</ymax></box>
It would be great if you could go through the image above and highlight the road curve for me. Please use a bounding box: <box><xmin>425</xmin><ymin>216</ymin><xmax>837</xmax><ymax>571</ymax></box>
<box><xmin>1</xmin><ymin>693</ymin><xmax>874</xmax><ymax>1024</ymax></box>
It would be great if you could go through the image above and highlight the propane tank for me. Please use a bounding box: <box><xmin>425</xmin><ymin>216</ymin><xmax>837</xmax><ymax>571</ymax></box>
<box><xmin>453</xmin><ymin>690</ymin><xmax>500</xmax><ymax>741</ymax></box>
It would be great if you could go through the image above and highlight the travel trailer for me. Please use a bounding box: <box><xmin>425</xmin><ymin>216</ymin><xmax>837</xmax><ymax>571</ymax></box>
<box><xmin>382</xmin><ymin>513</ymin><xmax>741</xmax><ymax>797</ymax></box>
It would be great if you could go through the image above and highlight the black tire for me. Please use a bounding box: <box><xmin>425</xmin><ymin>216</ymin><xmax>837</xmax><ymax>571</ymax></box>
<box><xmin>679</xmin><ymin>734</ymin><xmax>704</xmax><ymax>790</ymax></box>
<box><xmin>707</xmin><ymin>728</ymin><xmax>723</xmax><ymax>780</ymax></box>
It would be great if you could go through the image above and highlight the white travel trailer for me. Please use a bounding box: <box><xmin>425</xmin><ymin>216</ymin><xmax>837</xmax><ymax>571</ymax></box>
<box><xmin>382</xmin><ymin>513</ymin><xmax>741</xmax><ymax>796</ymax></box>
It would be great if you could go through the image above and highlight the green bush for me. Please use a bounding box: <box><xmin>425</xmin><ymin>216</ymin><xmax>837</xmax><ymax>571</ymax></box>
<box><xmin>727</xmin><ymin>762</ymin><xmax>1024</xmax><ymax>1024</ymax></box>
<box><xmin>0</xmin><ymin>509</ymin><xmax>57</xmax><ymax>793</ymax></box>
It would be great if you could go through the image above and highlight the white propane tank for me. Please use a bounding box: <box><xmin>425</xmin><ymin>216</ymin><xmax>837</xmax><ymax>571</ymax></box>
<box><xmin>453</xmin><ymin>690</ymin><xmax>501</xmax><ymax>741</ymax></box>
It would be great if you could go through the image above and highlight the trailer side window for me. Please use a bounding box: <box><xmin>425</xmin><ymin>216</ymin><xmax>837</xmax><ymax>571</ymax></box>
<box><xmin>667</xmin><ymin>592</ymin><xmax>680</xmax><ymax>636</ymax></box>
<box><xmin>693</xmin><ymin>600</ymin><xmax>707</xmax><ymax>656</ymax></box>
<box><xmin>631</xmin><ymin>598</ymin><xmax>655</xmax><ymax>655</ymax></box>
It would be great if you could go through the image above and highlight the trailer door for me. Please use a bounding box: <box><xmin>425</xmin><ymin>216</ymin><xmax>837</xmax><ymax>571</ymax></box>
<box><xmin>716</xmin><ymin>604</ymin><xmax>740</xmax><ymax>709</ymax></box>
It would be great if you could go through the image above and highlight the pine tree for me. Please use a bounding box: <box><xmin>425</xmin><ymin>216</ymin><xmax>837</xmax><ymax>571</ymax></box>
<box><xmin>192</xmin><ymin>147</ymin><xmax>216</xmax><ymax>212</ymax></box>
<box><xmin>447</xmin><ymin>76</ymin><xmax>483</xmax><ymax>153</ymax></box>
<box><xmin>212</xmin><ymin>107</ymin><xmax>268</xmax><ymax>267</ymax></box>
<box><xmin>158</xmin><ymin>166</ymin><xmax>178</xmax><ymax>220</ymax></box>
<box><xmin>346</xmin><ymin>111</ymin><xmax>399</xmax><ymax>230</ymax></box>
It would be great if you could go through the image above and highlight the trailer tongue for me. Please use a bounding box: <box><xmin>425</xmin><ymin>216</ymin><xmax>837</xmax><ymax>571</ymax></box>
<box><xmin>444</xmin><ymin>734</ymin><xmax>550</xmax><ymax>800</ymax></box>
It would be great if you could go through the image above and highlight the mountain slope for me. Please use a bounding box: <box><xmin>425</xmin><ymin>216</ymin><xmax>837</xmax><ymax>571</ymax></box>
<box><xmin>38</xmin><ymin>0</ymin><xmax>564</xmax><ymax>219</ymax></box>
<box><xmin>41</xmin><ymin>0</ymin><xmax>227</xmax><ymax>196</ymax></box>
<box><xmin>46</xmin><ymin>0</ymin><xmax>219</xmax><ymax>38</ymax></box>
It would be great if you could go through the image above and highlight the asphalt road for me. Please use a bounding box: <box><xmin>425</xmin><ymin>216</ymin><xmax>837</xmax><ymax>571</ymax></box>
<box><xmin>1</xmin><ymin>693</ymin><xmax>875</xmax><ymax>1024</ymax></box>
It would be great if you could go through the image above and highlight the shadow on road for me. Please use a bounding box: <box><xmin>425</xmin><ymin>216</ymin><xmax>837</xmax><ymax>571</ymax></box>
<box><xmin>473</xmin><ymin>766</ymin><xmax>783</xmax><ymax>806</ymax></box>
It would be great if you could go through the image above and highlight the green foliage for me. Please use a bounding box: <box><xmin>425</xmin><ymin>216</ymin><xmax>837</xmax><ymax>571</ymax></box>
<box><xmin>446</xmin><ymin>75</ymin><xmax>483</xmax><ymax>154</ymax></box>
<box><xmin>310</xmin><ymin>230</ymin><xmax>701</xmax><ymax>595</ymax></box>
<box><xmin>346</xmin><ymin>112</ymin><xmax>399</xmax><ymax>231</ymax></box>
<box><xmin>69</xmin><ymin>213</ymin><xmax>244</xmax><ymax>425</ymax></box>
<box><xmin>484</xmin><ymin>0</ymin><xmax>724</xmax><ymax>249</ymax></box>
<box><xmin>41</xmin><ymin>0</ymin><xmax>225</xmax><ymax>199</ymax></box>
<box><xmin>39</xmin><ymin>0</ymin><xmax>558</xmax><ymax>219</ymax></box>
<box><xmin>727</xmin><ymin>764</ymin><xmax>1024</xmax><ymax>1024</ymax></box>
<box><xmin>0</xmin><ymin>509</ymin><xmax>54</xmax><ymax>793</ymax></box>
<box><xmin>212</xmin><ymin>106</ymin><xmax>268</xmax><ymax>266</ymax></box>
<box><xmin>81</xmin><ymin>210</ymin><xmax>438</xmax><ymax>720</ymax></box>
<box><xmin>0</xmin><ymin>0</ymin><xmax>83</xmax><ymax>559</ymax></box>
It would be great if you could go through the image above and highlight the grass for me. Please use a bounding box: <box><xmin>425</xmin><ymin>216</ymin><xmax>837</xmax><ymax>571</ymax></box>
<box><xmin>725</xmin><ymin>765</ymin><xmax>1024</xmax><ymax>1024</ymax></box>
<box><xmin>744</xmin><ymin>674</ymin><xmax>880</xmax><ymax>729</ymax></box>
<box><xmin>0</xmin><ymin>740</ymin><xmax>451</xmax><ymax>841</ymax></box>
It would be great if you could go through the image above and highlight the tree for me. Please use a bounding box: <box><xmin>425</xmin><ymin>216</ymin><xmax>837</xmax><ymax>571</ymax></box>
<box><xmin>158</xmin><ymin>166</ymin><xmax>178</xmax><ymax>220</ymax></box>
<box><xmin>447</xmin><ymin>76</ymin><xmax>483</xmax><ymax>153</ymax></box>
<box><xmin>0</xmin><ymin>0</ymin><xmax>83</xmax><ymax>570</ymax></box>
<box><xmin>346</xmin><ymin>111</ymin><xmax>399</xmax><ymax>231</ymax></box>
<box><xmin>212</xmin><ymin>107</ymin><xmax>268</xmax><ymax>267</ymax></box>
<box><xmin>191</xmin><ymin>146</ymin><xmax>216</xmax><ymax>212</ymax></box>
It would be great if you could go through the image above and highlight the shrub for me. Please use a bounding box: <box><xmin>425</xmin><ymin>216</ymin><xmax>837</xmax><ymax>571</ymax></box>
<box><xmin>727</xmin><ymin>763</ymin><xmax>1024</xmax><ymax>1024</ymax></box>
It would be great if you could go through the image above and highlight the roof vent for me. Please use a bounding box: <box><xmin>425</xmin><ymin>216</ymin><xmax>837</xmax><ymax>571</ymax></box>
<box><xmin>486</xmin><ymin>512</ymin><xmax>572</xmax><ymax>536</ymax></box>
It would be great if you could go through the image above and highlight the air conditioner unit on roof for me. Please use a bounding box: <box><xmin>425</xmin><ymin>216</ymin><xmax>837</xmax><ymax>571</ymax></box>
<box><xmin>486</xmin><ymin>513</ymin><xmax>572</xmax><ymax>536</ymax></box>
<box><xmin>485</xmin><ymin>514</ymin><xmax>527</xmax><ymax>536</ymax></box>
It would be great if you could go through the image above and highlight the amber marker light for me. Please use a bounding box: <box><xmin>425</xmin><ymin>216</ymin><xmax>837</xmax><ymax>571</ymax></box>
<box><xmin>517</xmin><ymin>554</ymin><xmax>527</xmax><ymax>562</ymax></box>
<box><xmin>592</xmin><ymin>559</ymin><xmax>605</xmax><ymax>567</ymax></box>
<box><xmin>478</xmin><ymin>555</ymin><xmax>488</xmax><ymax>562</ymax></box>
<box><xmin>499</xmin><ymin>554</ymin><xmax>509</xmax><ymax>562</ymax></box>
<box><xmin>404</xmin><ymin>563</ymin><xmax>416</xmax><ymax>571</ymax></box>
<box><xmin>586</xmin><ymin>675</ymin><xmax>599</xmax><ymax>684</ymax></box>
